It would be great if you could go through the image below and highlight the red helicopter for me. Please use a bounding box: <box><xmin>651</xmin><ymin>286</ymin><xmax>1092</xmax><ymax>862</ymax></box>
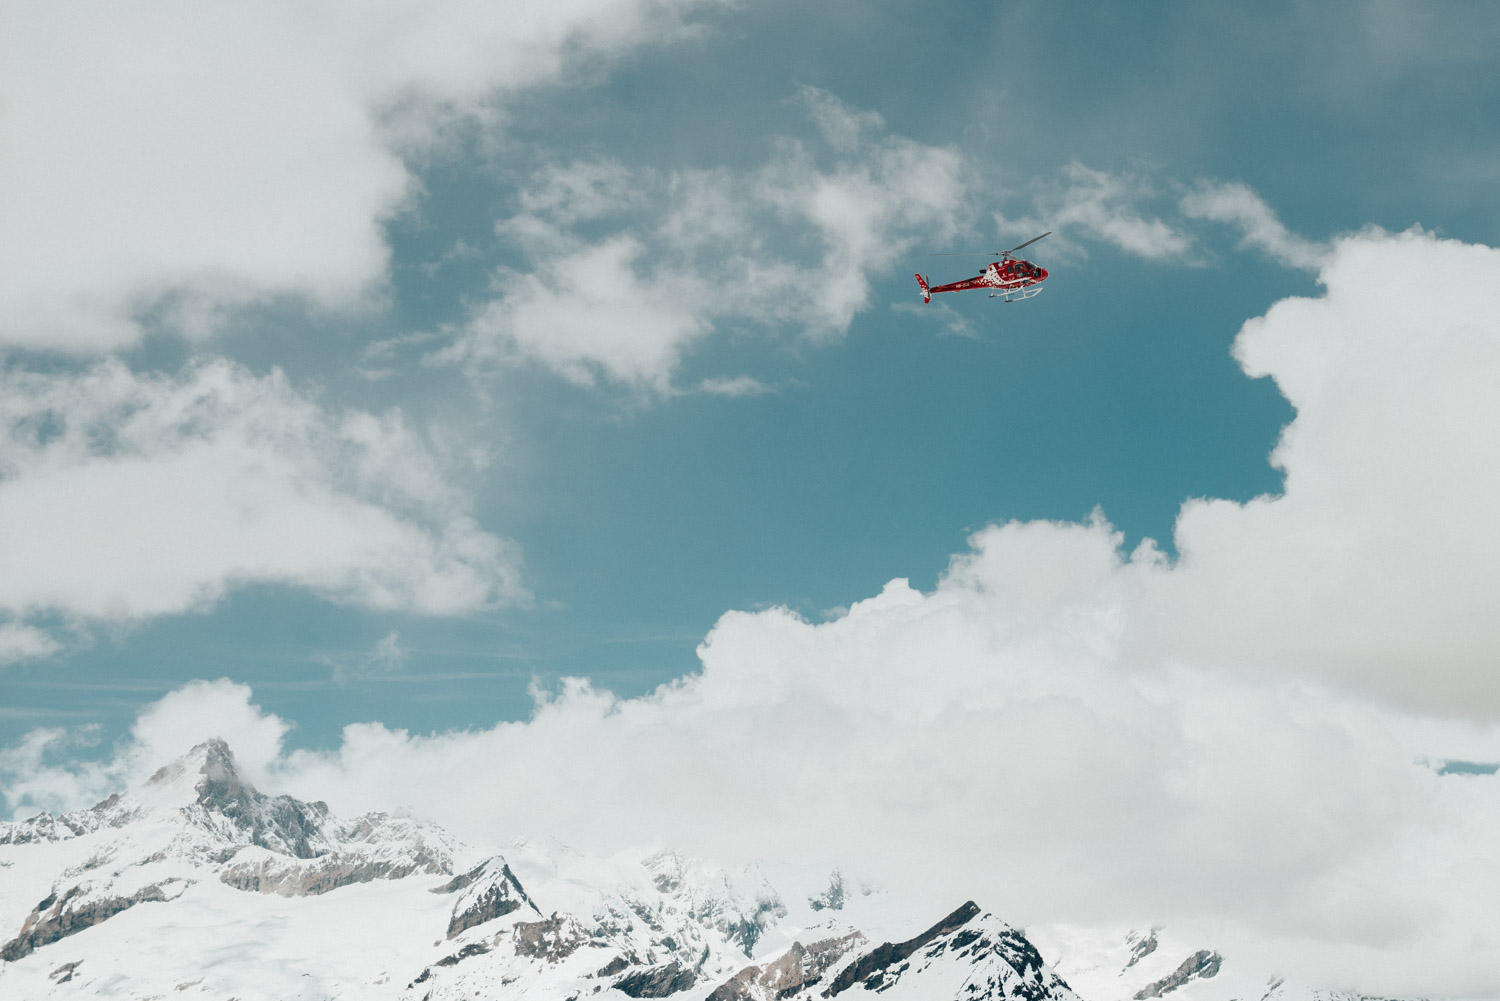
<box><xmin>915</xmin><ymin>231</ymin><xmax>1051</xmax><ymax>304</ymax></box>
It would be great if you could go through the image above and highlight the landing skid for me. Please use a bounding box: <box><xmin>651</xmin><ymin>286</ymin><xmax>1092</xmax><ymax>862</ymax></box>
<box><xmin>988</xmin><ymin>285</ymin><xmax>1043</xmax><ymax>303</ymax></box>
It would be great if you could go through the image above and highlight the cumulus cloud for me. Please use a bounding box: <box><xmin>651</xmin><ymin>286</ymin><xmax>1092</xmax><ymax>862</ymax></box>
<box><xmin>1180</xmin><ymin>180</ymin><xmax>1331</xmax><ymax>270</ymax></box>
<box><xmin>455</xmin><ymin>234</ymin><xmax>715</xmax><ymax>391</ymax></box>
<box><xmin>0</xmin><ymin>0</ymin><xmax>723</xmax><ymax>352</ymax></box>
<box><xmin>1139</xmin><ymin>228</ymin><xmax>1500</xmax><ymax>714</ymax></box>
<box><xmin>0</xmin><ymin>359</ymin><xmax>526</xmax><ymax>653</ymax></box>
<box><xmin>0</xmin><ymin>680</ymin><xmax>289</xmax><ymax>815</ymax></box>
<box><xmin>9</xmin><ymin>535</ymin><xmax>1495</xmax><ymax>993</ymax></box>
<box><xmin>8</xmin><ymin>228</ymin><xmax>1500</xmax><ymax>995</ymax></box>
<box><xmin>440</xmin><ymin>89</ymin><xmax>968</xmax><ymax>391</ymax></box>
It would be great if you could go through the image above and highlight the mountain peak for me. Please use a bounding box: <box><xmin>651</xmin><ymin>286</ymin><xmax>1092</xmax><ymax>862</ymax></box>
<box><xmin>142</xmin><ymin>737</ymin><xmax>246</xmax><ymax>811</ymax></box>
<box><xmin>135</xmin><ymin>739</ymin><xmax>330</xmax><ymax>858</ymax></box>
<box><xmin>186</xmin><ymin>738</ymin><xmax>248</xmax><ymax>811</ymax></box>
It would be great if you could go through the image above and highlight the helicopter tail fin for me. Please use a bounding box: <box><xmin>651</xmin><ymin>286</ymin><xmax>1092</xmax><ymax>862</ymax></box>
<box><xmin>915</xmin><ymin>273</ymin><xmax>931</xmax><ymax>304</ymax></box>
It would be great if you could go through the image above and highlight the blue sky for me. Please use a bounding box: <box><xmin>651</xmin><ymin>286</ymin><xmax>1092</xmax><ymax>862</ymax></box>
<box><xmin>4</xmin><ymin>1</ymin><xmax>1500</xmax><ymax>750</ymax></box>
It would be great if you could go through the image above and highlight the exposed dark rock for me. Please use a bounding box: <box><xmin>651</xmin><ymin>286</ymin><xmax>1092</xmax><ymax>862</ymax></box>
<box><xmin>219</xmin><ymin>853</ymin><xmax>444</xmax><ymax>896</ymax></box>
<box><xmin>1125</xmin><ymin>929</ymin><xmax>1159</xmax><ymax>970</ymax></box>
<box><xmin>0</xmin><ymin>810</ymin><xmax>102</xmax><ymax>846</ymax></box>
<box><xmin>823</xmin><ymin>900</ymin><xmax>980</xmax><ymax>997</ymax></box>
<box><xmin>445</xmin><ymin>860</ymin><xmax>540</xmax><ymax>938</ymax></box>
<box><xmin>434</xmin><ymin>942</ymin><xmax>492</xmax><ymax>967</ymax></box>
<box><xmin>1134</xmin><ymin>950</ymin><xmax>1223</xmax><ymax>999</ymax></box>
<box><xmin>957</xmin><ymin>925</ymin><xmax>1063</xmax><ymax>1001</ymax></box>
<box><xmin>719</xmin><ymin>899</ymin><xmax>785</xmax><ymax>957</ymax></box>
<box><xmin>436</xmin><ymin>859</ymin><xmax>537</xmax><ymax>904</ymax></box>
<box><xmin>173</xmin><ymin>739</ymin><xmax>330</xmax><ymax>859</ymax></box>
<box><xmin>49</xmin><ymin>960</ymin><xmax>81</xmax><ymax>983</ymax></box>
<box><xmin>627</xmin><ymin>896</ymin><xmax>667</xmax><ymax>934</ymax></box>
<box><xmin>808</xmin><ymin>871</ymin><xmax>847</xmax><ymax>912</ymax></box>
<box><xmin>641</xmin><ymin>850</ymin><xmax>786</xmax><ymax>955</ymax></box>
<box><xmin>644</xmin><ymin>849</ymin><xmax>691</xmax><ymax>895</ymax></box>
<box><xmin>432</xmin><ymin>863</ymin><xmax>484</xmax><ymax>894</ymax></box>
<box><xmin>708</xmin><ymin>931</ymin><xmax>866</xmax><ymax>1001</ymax></box>
<box><xmin>614</xmin><ymin>960</ymin><xmax>698</xmax><ymax>998</ymax></box>
<box><xmin>596</xmin><ymin>956</ymin><xmax>632</xmax><ymax>977</ymax></box>
<box><xmin>448</xmin><ymin>885</ymin><xmax>520</xmax><ymax>937</ymax></box>
<box><xmin>513</xmin><ymin>914</ymin><xmax>589</xmax><ymax>961</ymax></box>
<box><xmin>2</xmin><ymin>881</ymin><xmax>182</xmax><ymax>962</ymax></box>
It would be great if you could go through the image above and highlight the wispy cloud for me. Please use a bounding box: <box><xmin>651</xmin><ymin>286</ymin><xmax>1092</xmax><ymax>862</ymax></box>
<box><xmin>436</xmin><ymin>89</ymin><xmax>969</xmax><ymax>395</ymax></box>
<box><xmin>998</xmin><ymin>161</ymin><xmax>1197</xmax><ymax>263</ymax></box>
<box><xmin>324</xmin><ymin>631</ymin><xmax>408</xmax><ymax>682</ymax></box>
<box><xmin>995</xmin><ymin>164</ymin><xmax>1334</xmax><ymax>274</ymax></box>
<box><xmin>1180</xmin><ymin>180</ymin><xmax>1330</xmax><ymax>271</ymax></box>
<box><xmin>693</xmin><ymin>376</ymin><xmax>775</xmax><ymax>398</ymax></box>
<box><xmin>893</xmin><ymin>300</ymin><xmax>975</xmax><ymax>339</ymax></box>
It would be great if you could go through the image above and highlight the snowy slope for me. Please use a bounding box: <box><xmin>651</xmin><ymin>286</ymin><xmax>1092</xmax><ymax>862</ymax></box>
<box><xmin>0</xmin><ymin>740</ymin><xmax>1082</xmax><ymax>1000</ymax></box>
<box><xmin>708</xmin><ymin>900</ymin><xmax>1082</xmax><ymax>1001</ymax></box>
<box><xmin>0</xmin><ymin>739</ymin><xmax>465</xmax><ymax>998</ymax></box>
<box><xmin>0</xmin><ymin>739</ymin><xmax>1385</xmax><ymax>1001</ymax></box>
<box><xmin>1027</xmin><ymin>923</ymin><xmax>1415</xmax><ymax>1001</ymax></box>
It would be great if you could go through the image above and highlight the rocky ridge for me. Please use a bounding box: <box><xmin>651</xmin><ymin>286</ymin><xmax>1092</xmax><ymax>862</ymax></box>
<box><xmin>0</xmin><ymin>738</ymin><xmax>455</xmax><ymax>966</ymax></box>
<box><xmin>0</xmin><ymin>739</ymin><xmax>1403</xmax><ymax>1001</ymax></box>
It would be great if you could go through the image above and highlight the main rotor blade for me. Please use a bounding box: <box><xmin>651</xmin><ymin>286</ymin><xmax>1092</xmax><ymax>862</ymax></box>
<box><xmin>1000</xmin><ymin>231</ymin><xmax>1051</xmax><ymax>256</ymax></box>
<box><xmin>928</xmin><ymin>231</ymin><xmax>1052</xmax><ymax>258</ymax></box>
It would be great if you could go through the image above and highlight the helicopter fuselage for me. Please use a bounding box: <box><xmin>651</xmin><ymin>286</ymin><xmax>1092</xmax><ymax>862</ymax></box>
<box><xmin>916</xmin><ymin>258</ymin><xmax>1048</xmax><ymax>303</ymax></box>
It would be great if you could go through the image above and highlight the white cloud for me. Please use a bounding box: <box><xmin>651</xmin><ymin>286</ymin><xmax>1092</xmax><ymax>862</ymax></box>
<box><xmin>517</xmin><ymin>159</ymin><xmax>650</xmax><ymax>225</ymax></box>
<box><xmin>996</xmin><ymin>166</ymin><xmax>1337</xmax><ymax>274</ymax></box>
<box><xmin>441</xmin><ymin>89</ymin><xmax>968</xmax><ymax>391</ymax></box>
<box><xmin>454</xmin><ymin>235</ymin><xmax>715</xmax><ymax>392</ymax></box>
<box><xmin>8</xmin><ymin>228</ymin><xmax>1500</xmax><ymax>995</ymax></box>
<box><xmin>0</xmin><ymin>359</ymin><xmax>526</xmax><ymax>652</ymax></box>
<box><xmin>1139</xmin><ymin>227</ymin><xmax>1500</xmax><ymax>715</ymax></box>
<box><xmin>693</xmin><ymin>375</ymin><xmax>774</xmax><ymax>398</ymax></box>
<box><xmin>1180</xmin><ymin>180</ymin><xmax>1331</xmax><ymax>270</ymax></box>
<box><xmin>13</xmin><ymin>536</ymin><xmax>1496</xmax><ymax>994</ymax></box>
<box><xmin>0</xmin><ymin>680</ymin><xmax>289</xmax><ymax>815</ymax></box>
<box><xmin>324</xmin><ymin>630</ymin><xmax>409</xmax><ymax>682</ymax></box>
<box><xmin>129</xmin><ymin>679</ymin><xmax>293</xmax><ymax>790</ymax></box>
<box><xmin>0</xmin><ymin>0</ymin><xmax>724</xmax><ymax>352</ymax></box>
<box><xmin>893</xmin><ymin>300</ymin><xmax>975</xmax><ymax>339</ymax></box>
<box><xmin>0</xmin><ymin>623</ymin><xmax>62</xmax><ymax>664</ymax></box>
<box><xmin>998</xmin><ymin>161</ymin><xmax>1196</xmax><ymax>263</ymax></box>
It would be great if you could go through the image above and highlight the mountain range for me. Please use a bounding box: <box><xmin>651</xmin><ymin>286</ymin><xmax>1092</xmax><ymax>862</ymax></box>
<box><xmin>0</xmin><ymin>740</ymin><xmax>1387</xmax><ymax>1001</ymax></box>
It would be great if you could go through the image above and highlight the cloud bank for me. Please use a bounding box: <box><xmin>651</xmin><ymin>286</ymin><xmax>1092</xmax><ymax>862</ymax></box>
<box><xmin>5</xmin><ymin>232</ymin><xmax>1499</xmax><ymax>994</ymax></box>
<box><xmin>0</xmin><ymin>359</ymin><xmax>525</xmax><ymax>651</ymax></box>
<box><xmin>0</xmin><ymin>0</ymin><xmax>723</xmax><ymax>352</ymax></box>
<box><xmin>1145</xmin><ymin>227</ymin><xmax>1500</xmax><ymax>714</ymax></box>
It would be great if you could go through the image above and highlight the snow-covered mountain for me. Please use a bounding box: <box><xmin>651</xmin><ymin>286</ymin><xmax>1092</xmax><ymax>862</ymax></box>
<box><xmin>0</xmin><ymin>740</ymin><xmax>1401</xmax><ymax>1001</ymax></box>
<box><xmin>1026</xmin><ymin>924</ymin><xmax>1409</xmax><ymax>1001</ymax></box>
<box><xmin>0</xmin><ymin>739</ymin><xmax>1083</xmax><ymax>1000</ymax></box>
